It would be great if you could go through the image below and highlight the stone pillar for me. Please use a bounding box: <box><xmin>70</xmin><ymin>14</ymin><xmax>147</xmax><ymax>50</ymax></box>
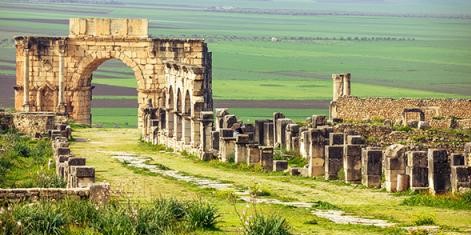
<box><xmin>219</xmin><ymin>129</ymin><xmax>235</xmax><ymax>162</ymax></box>
<box><xmin>70</xmin><ymin>166</ymin><xmax>95</xmax><ymax>188</ymax></box>
<box><xmin>342</xmin><ymin>73</ymin><xmax>351</xmax><ymax>96</ymax></box>
<box><xmin>332</xmin><ymin>74</ymin><xmax>343</xmax><ymax>102</ymax></box>
<box><xmin>65</xmin><ymin>157</ymin><xmax>86</xmax><ymax>188</ymax></box>
<box><xmin>343</xmin><ymin>144</ymin><xmax>362</xmax><ymax>183</ymax></box>
<box><xmin>23</xmin><ymin>48</ymin><xmax>30</xmax><ymax>112</ymax></box>
<box><xmin>199</xmin><ymin>112</ymin><xmax>214</xmax><ymax>160</ymax></box>
<box><xmin>263</xmin><ymin>122</ymin><xmax>274</xmax><ymax>146</ymax></box>
<box><xmin>308</xmin><ymin>129</ymin><xmax>325</xmax><ymax>177</ymax></box>
<box><xmin>361</xmin><ymin>147</ymin><xmax>382</xmax><ymax>188</ymax></box>
<box><xmin>300</xmin><ymin>129</ymin><xmax>310</xmax><ymax>158</ymax></box>
<box><xmin>247</xmin><ymin>144</ymin><xmax>261</xmax><ymax>165</ymax></box>
<box><xmin>428</xmin><ymin>149</ymin><xmax>450</xmax><ymax>195</ymax></box>
<box><xmin>260</xmin><ymin>146</ymin><xmax>274</xmax><ymax>171</ymax></box>
<box><xmin>215</xmin><ymin>108</ymin><xmax>228</xmax><ymax>131</ymax></box>
<box><xmin>285</xmin><ymin>123</ymin><xmax>299</xmax><ymax>152</ymax></box>
<box><xmin>406</xmin><ymin>151</ymin><xmax>429</xmax><ymax>189</ymax></box>
<box><xmin>57</xmin><ymin>48</ymin><xmax>66</xmax><ymax>113</ymax></box>
<box><xmin>396</xmin><ymin>174</ymin><xmax>410</xmax><ymax>192</ymax></box>
<box><xmin>254</xmin><ymin>119</ymin><xmax>269</xmax><ymax>145</ymax></box>
<box><xmin>235</xmin><ymin>134</ymin><xmax>249</xmax><ymax>164</ymax></box>
<box><xmin>211</xmin><ymin>131</ymin><xmax>219</xmax><ymax>152</ymax></box>
<box><xmin>272</xmin><ymin>112</ymin><xmax>285</xmax><ymax>145</ymax></box>
<box><xmin>384</xmin><ymin>144</ymin><xmax>407</xmax><ymax>192</ymax></box>
<box><xmin>325</xmin><ymin>145</ymin><xmax>343</xmax><ymax>180</ymax></box>
<box><xmin>450</xmin><ymin>166</ymin><xmax>471</xmax><ymax>193</ymax></box>
<box><xmin>276</xmin><ymin>118</ymin><xmax>293</xmax><ymax>149</ymax></box>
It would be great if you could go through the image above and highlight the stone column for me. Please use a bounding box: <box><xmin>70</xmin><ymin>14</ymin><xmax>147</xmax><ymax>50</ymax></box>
<box><xmin>361</xmin><ymin>147</ymin><xmax>382</xmax><ymax>188</ymax></box>
<box><xmin>235</xmin><ymin>134</ymin><xmax>249</xmax><ymax>164</ymax></box>
<box><xmin>428</xmin><ymin>149</ymin><xmax>450</xmax><ymax>194</ymax></box>
<box><xmin>263</xmin><ymin>122</ymin><xmax>274</xmax><ymax>146</ymax></box>
<box><xmin>406</xmin><ymin>151</ymin><xmax>428</xmax><ymax>189</ymax></box>
<box><xmin>23</xmin><ymin>48</ymin><xmax>30</xmax><ymax>112</ymax></box>
<box><xmin>325</xmin><ymin>145</ymin><xmax>343</xmax><ymax>180</ymax></box>
<box><xmin>57</xmin><ymin>48</ymin><xmax>66</xmax><ymax>113</ymax></box>
<box><xmin>342</xmin><ymin>73</ymin><xmax>351</xmax><ymax>96</ymax></box>
<box><xmin>332</xmin><ymin>74</ymin><xmax>343</xmax><ymax>102</ymax></box>
<box><xmin>308</xmin><ymin>129</ymin><xmax>326</xmax><ymax>177</ymax></box>
<box><xmin>199</xmin><ymin>112</ymin><xmax>214</xmax><ymax>161</ymax></box>
<box><xmin>272</xmin><ymin>112</ymin><xmax>285</xmax><ymax>146</ymax></box>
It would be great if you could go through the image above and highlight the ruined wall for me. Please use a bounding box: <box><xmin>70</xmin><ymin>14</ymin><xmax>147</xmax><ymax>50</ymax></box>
<box><xmin>12</xmin><ymin>112</ymin><xmax>67</xmax><ymax>137</ymax></box>
<box><xmin>0</xmin><ymin>188</ymin><xmax>89</xmax><ymax>202</ymax></box>
<box><xmin>14</xmin><ymin>18</ymin><xmax>212</xmax><ymax>130</ymax></box>
<box><xmin>331</xmin><ymin>97</ymin><xmax>471</xmax><ymax>127</ymax></box>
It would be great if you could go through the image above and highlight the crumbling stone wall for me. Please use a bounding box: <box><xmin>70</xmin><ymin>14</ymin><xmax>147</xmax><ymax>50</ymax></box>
<box><xmin>12</xmin><ymin>112</ymin><xmax>67</xmax><ymax>137</ymax></box>
<box><xmin>14</xmin><ymin>18</ymin><xmax>212</xmax><ymax>131</ymax></box>
<box><xmin>331</xmin><ymin>97</ymin><xmax>471</xmax><ymax>128</ymax></box>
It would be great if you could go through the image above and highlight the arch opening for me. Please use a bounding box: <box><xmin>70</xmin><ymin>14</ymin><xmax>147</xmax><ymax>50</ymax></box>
<box><xmin>83</xmin><ymin>58</ymin><xmax>139</xmax><ymax>128</ymax></box>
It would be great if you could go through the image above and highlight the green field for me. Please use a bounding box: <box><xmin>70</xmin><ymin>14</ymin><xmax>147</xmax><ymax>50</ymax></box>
<box><xmin>91</xmin><ymin>107</ymin><xmax>328</xmax><ymax>127</ymax></box>
<box><xmin>0</xmin><ymin>0</ymin><xmax>470</xmax><ymax>125</ymax></box>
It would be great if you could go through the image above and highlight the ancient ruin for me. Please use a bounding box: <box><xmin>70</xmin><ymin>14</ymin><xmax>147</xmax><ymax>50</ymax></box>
<box><xmin>14</xmin><ymin>18</ymin><xmax>212</xmax><ymax>134</ymax></box>
<box><xmin>1</xmin><ymin>18</ymin><xmax>470</xmax><ymax>203</ymax></box>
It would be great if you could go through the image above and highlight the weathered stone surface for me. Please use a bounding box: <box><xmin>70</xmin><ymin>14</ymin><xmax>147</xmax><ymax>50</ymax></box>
<box><xmin>384</xmin><ymin>144</ymin><xmax>407</xmax><ymax>192</ymax></box>
<box><xmin>219</xmin><ymin>137</ymin><xmax>236</xmax><ymax>163</ymax></box>
<box><xmin>247</xmin><ymin>144</ymin><xmax>261</xmax><ymax>165</ymax></box>
<box><xmin>260</xmin><ymin>146</ymin><xmax>274</xmax><ymax>171</ymax></box>
<box><xmin>347</xmin><ymin>135</ymin><xmax>365</xmax><ymax>145</ymax></box>
<box><xmin>235</xmin><ymin>134</ymin><xmax>249</xmax><ymax>164</ymax></box>
<box><xmin>406</xmin><ymin>151</ymin><xmax>428</xmax><ymax>188</ymax></box>
<box><xmin>343</xmin><ymin>145</ymin><xmax>362</xmax><ymax>183</ymax></box>
<box><xmin>329</xmin><ymin>133</ymin><xmax>344</xmax><ymax>146</ymax></box>
<box><xmin>331</xmin><ymin>96</ymin><xmax>471</xmax><ymax>129</ymax></box>
<box><xmin>450</xmin><ymin>153</ymin><xmax>465</xmax><ymax>166</ymax></box>
<box><xmin>396</xmin><ymin>174</ymin><xmax>410</xmax><ymax>192</ymax></box>
<box><xmin>428</xmin><ymin>149</ymin><xmax>450</xmax><ymax>194</ymax></box>
<box><xmin>275</xmin><ymin>118</ymin><xmax>293</xmax><ymax>148</ymax></box>
<box><xmin>263</xmin><ymin>122</ymin><xmax>274</xmax><ymax>147</ymax></box>
<box><xmin>325</xmin><ymin>145</ymin><xmax>343</xmax><ymax>180</ymax></box>
<box><xmin>361</xmin><ymin>147</ymin><xmax>382</xmax><ymax>188</ymax></box>
<box><xmin>450</xmin><ymin>166</ymin><xmax>471</xmax><ymax>193</ymax></box>
<box><xmin>273</xmin><ymin>160</ymin><xmax>288</xmax><ymax>172</ymax></box>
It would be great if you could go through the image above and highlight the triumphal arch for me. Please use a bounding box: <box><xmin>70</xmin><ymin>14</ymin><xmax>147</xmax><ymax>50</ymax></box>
<box><xmin>14</xmin><ymin>18</ymin><xmax>214</xmax><ymax>155</ymax></box>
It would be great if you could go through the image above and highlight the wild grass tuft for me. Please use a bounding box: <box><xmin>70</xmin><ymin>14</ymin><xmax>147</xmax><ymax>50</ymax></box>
<box><xmin>185</xmin><ymin>200</ymin><xmax>220</xmax><ymax>229</ymax></box>
<box><xmin>401</xmin><ymin>192</ymin><xmax>471</xmax><ymax>210</ymax></box>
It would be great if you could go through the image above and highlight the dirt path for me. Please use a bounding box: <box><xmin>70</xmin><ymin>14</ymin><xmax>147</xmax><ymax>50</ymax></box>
<box><xmin>70</xmin><ymin>128</ymin><xmax>471</xmax><ymax>234</ymax></box>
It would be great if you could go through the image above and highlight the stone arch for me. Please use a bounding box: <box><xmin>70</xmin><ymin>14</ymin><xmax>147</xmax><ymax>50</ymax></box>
<box><xmin>183</xmin><ymin>90</ymin><xmax>192</xmax><ymax>144</ymax></box>
<box><xmin>176</xmin><ymin>88</ymin><xmax>183</xmax><ymax>141</ymax></box>
<box><xmin>166</xmin><ymin>86</ymin><xmax>174</xmax><ymax>137</ymax></box>
<box><xmin>184</xmin><ymin>90</ymin><xmax>191</xmax><ymax>116</ymax></box>
<box><xmin>70</xmin><ymin>52</ymin><xmax>145</xmax><ymax>89</ymax></box>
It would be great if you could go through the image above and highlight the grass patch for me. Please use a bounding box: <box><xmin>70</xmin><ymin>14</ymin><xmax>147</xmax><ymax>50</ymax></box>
<box><xmin>311</xmin><ymin>200</ymin><xmax>339</xmax><ymax>210</ymax></box>
<box><xmin>401</xmin><ymin>191</ymin><xmax>471</xmax><ymax>210</ymax></box>
<box><xmin>1</xmin><ymin>197</ymin><xmax>219</xmax><ymax>234</ymax></box>
<box><xmin>0</xmin><ymin>132</ymin><xmax>65</xmax><ymax>188</ymax></box>
<box><xmin>414</xmin><ymin>215</ymin><xmax>436</xmax><ymax>226</ymax></box>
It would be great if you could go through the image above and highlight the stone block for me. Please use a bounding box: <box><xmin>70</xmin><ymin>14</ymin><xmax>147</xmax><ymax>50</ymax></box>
<box><xmin>273</xmin><ymin>160</ymin><xmax>288</xmax><ymax>172</ymax></box>
<box><xmin>260</xmin><ymin>146</ymin><xmax>273</xmax><ymax>171</ymax></box>
<box><xmin>325</xmin><ymin>145</ymin><xmax>343</xmax><ymax>180</ymax></box>
<box><xmin>329</xmin><ymin>133</ymin><xmax>344</xmax><ymax>146</ymax></box>
<box><xmin>254</xmin><ymin>119</ymin><xmax>270</xmax><ymax>145</ymax></box>
<box><xmin>73</xmin><ymin>166</ymin><xmax>95</xmax><ymax>178</ymax></box>
<box><xmin>288</xmin><ymin>167</ymin><xmax>301</xmax><ymax>176</ymax></box>
<box><xmin>308</xmin><ymin>129</ymin><xmax>326</xmax><ymax>177</ymax></box>
<box><xmin>223</xmin><ymin>115</ymin><xmax>237</xmax><ymax>129</ymax></box>
<box><xmin>450</xmin><ymin>153</ymin><xmax>465</xmax><ymax>166</ymax></box>
<box><xmin>89</xmin><ymin>183</ymin><xmax>111</xmax><ymax>205</ymax></box>
<box><xmin>220</xmin><ymin>128</ymin><xmax>234</xmax><ymax>138</ymax></box>
<box><xmin>428</xmin><ymin>149</ymin><xmax>450</xmax><ymax>194</ymax></box>
<box><xmin>219</xmin><ymin>137</ymin><xmax>235</xmax><ymax>163</ymax></box>
<box><xmin>263</xmin><ymin>122</ymin><xmax>274</xmax><ymax>146</ymax></box>
<box><xmin>275</xmin><ymin>118</ymin><xmax>293</xmax><ymax>148</ymax></box>
<box><xmin>361</xmin><ymin>148</ymin><xmax>382</xmax><ymax>188</ymax></box>
<box><xmin>347</xmin><ymin>135</ymin><xmax>365</xmax><ymax>145</ymax></box>
<box><xmin>396</xmin><ymin>174</ymin><xmax>410</xmax><ymax>192</ymax></box>
<box><xmin>247</xmin><ymin>144</ymin><xmax>261</xmax><ymax>165</ymax></box>
<box><xmin>451</xmin><ymin>166</ymin><xmax>471</xmax><ymax>193</ymax></box>
<box><xmin>311</xmin><ymin>115</ymin><xmax>327</xmax><ymax>128</ymax></box>
<box><xmin>211</xmin><ymin>131</ymin><xmax>219</xmax><ymax>151</ymax></box>
<box><xmin>56</xmin><ymin>147</ymin><xmax>71</xmax><ymax>157</ymax></box>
